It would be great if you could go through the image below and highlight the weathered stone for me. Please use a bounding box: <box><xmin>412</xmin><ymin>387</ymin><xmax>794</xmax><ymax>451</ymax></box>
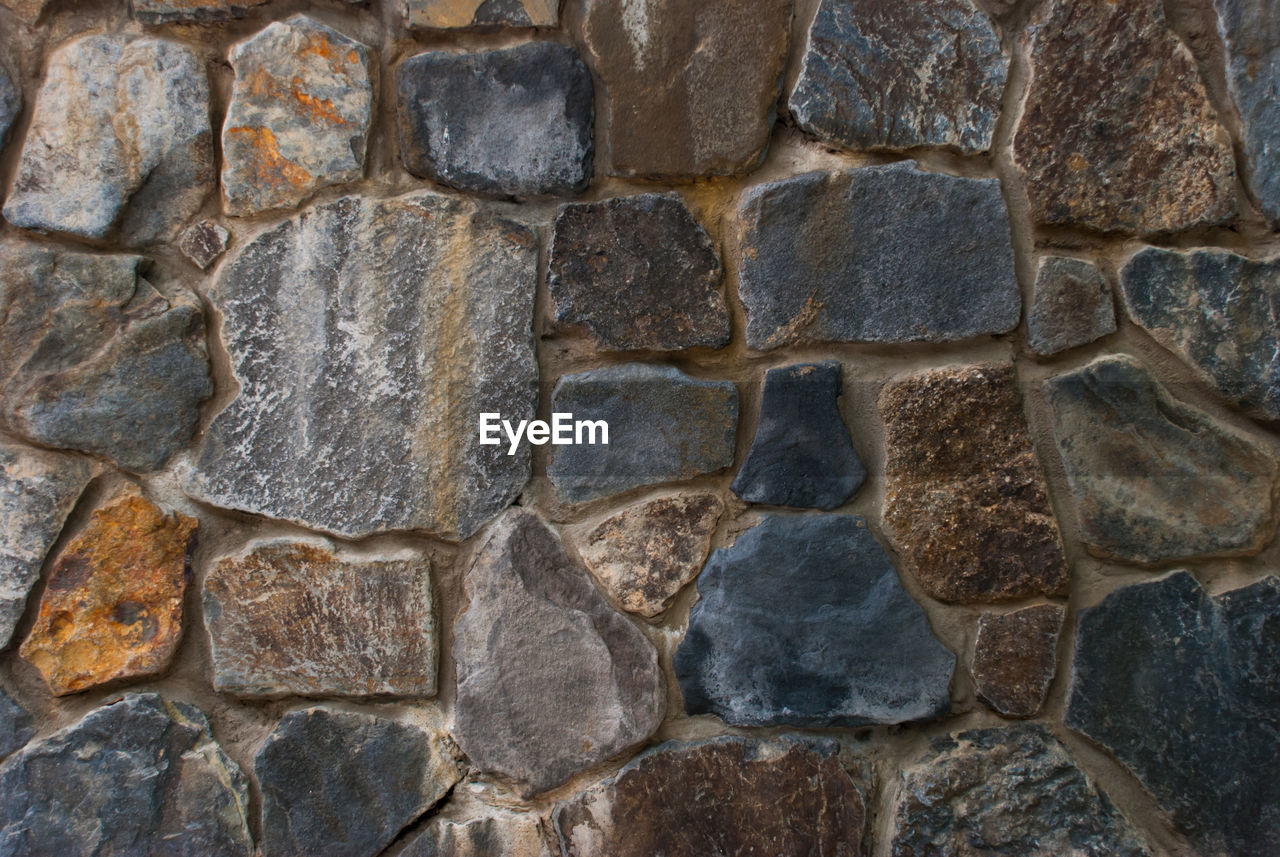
<box><xmin>186</xmin><ymin>192</ymin><xmax>537</xmax><ymax>541</ymax></box>
<box><xmin>547</xmin><ymin>365</ymin><xmax>738</xmax><ymax>504</ymax></box>
<box><xmin>790</xmin><ymin>0</ymin><xmax>1007</xmax><ymax>154</ymax></box>
<box><xmin>179</xmin><ymin>220</ymin><xmax>230</xmax><ymax>271</ymax></box>
<box><xmin>0</xmin><ymin>61</ymin><xmax>19</xmax><ymax>148</ymax></box>
<box><xmin>0</xmin><ymin>693</ymin><xmax>252</xmax><ymax>856</ymax></box>
<box><xmin>675</xmin><ymin>514</ymin><xmax>954</xmax><ymax>726</ymax></box>
<box><xmin>1027</xmin><ymin>256</ymin><xmax>1116</xmax><ymax>356</ymax></box>
<box><xmin>454</xmin><ymin>509</ymin><xmax>665</xmax><ymax>796</ymax></box>
<box><xmin>555</xmin><ymin>737</ymin><xmax>867</xmax><ymax>857</ymax></box>
<box><xmin>547</xmin><ymin>193</ymin><xmax>728</xmax><ymax>350</ymax></box>
<box><xmin>581</xmin><ymin>0</ymin><xmax>791</xmax><ymax>178</ymax></box>
<box><xmin>0</xmin><ymin>0</ymin><xmax>47</xmax><ymax>21</ymax></box>
<box><xmin>204</xmin><ymin>539</ymin><xmax>436</xmax><ymax>697</ymax></box>
<box><xmin>1044</xmin><ymin>355</ymin><xmax>1278</xmax><ymax>563</ymax></box>
<box><xmin>881</xmin><ymin>364</ymin><xmax>1069</xmax><ymax>603</ymax></box>
<box><xmin>1066</xmin><ymin>572</ymin><xmax>1280</xmax><ymax>857</ymax></box>
<box><xmin>133</xmin><ymin>0</ymin><xmax>272</xmax><ymax>22</ymax></box>
<box><xmin>396</xmin><ymin>43</ymin><xmax>592</xmax><ymax>199</ymax></box>
<box><xmin>576</xmin><ymin>492</ymin><xmax>723</xmax><ymax>618</ymax></box>
<box><xmin>738</xmin><ymin>163</ymin><xmax>1019</xmax><ymax>349</ymax></box>
<box><xmin>892</xmin><ymin>725</ymin><xmax>1153</xmax><ymax>857</ymax></box>
<box><xmin>0</xmin><ymin>242</ymin><xmax>212</xmax><ymax>472</ymax></box>
<box><xmin>972</xmin><ymin>603</ymin><xmax>1064</xmax><ymax>718</ymax></box>
<box><xmin>222</xmin><ymin>15</ymin><xmax>373</xmax><ymax>216</ymax></box>
<box><xmin>3</xmin><ymin>35</ymin><xmax>212</xmax><ymax>244</ymax></box>
<box><xmin>404</xmin><ymin>811</ymin><xmax>556</xmax><ymax>857</ymax></box>
<box><xmin>407</xmin><ymin>0</ymin><xmax>559</xmax><ymax>29</ymax></box>
<box><xmin>0</xmin><ymin>687</ymin><xmax>32</xmax><ymax>761</ymax></box>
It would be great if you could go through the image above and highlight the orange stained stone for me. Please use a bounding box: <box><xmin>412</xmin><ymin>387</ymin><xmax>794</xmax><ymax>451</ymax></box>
<box><xmin>224</xmin><ymin>125</ymin><xmax>314</xmax><ymax>193</ymax></box>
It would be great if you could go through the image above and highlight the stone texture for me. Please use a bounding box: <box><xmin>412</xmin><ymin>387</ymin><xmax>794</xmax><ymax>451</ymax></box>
<box><xmin>547</xmin><ymin>193</ymin><xmax>728</xmax><ymax>351</ymax></box>
<box><xmin>547</xmin><ymin>364</ymin><xmax>738</xmax><ymax>504</ymax></box>
<box><xmin>404</xmin><ymin>812</ymin><xmax>556</xmax><ymax>857</ymax></box>
<box><xmin>738</xmin><ymin>163</ymin><xmax>1019</xmax><ymax>349</ymax></box>
<box><xmin>576</xmin><ymin>492</ymin><xmax>723</xmax><ymax>618</ymax></box>
<box><xmin>222</xmin><ymin>15</ymin><xmax>373</xmax><ymax>216</ymax></box>
<box><xmin>454</xmin><ymin>509</ymin><xmax>665</xmax><ymax>796</ymax></box>
<box><xmin>0</xmin><ymin>243</ymin><xmax>212</xmax><ymax>472</ymax></box>
<box><xmin>396</xmin><ymin>43</ymin><xmax>592</xmax><ymax>199</ymax></box>
<box><xmin>0</xmin><ymin>687</ymin><xmax>32</xmax><ymax>761</ymax></box>
<box><xmin>972</xmin><ymin>603</ymin><xmax>1064</xmax><ymax>718</ymax></box>
<box><xmin>790</xmin><ymin>0</ymin><xmax>1007</xmax><ymax>154</ymax></box>
<box><xmin>881</xmin><ymin>364</ymin><xmax>1069</xmax><ymax>603</ymax></box>
<box><xmin>1014</xmin><ymin>0</ymin><xmax>1235</xmax><ymax>233</ymax></box>
<box><xmin>179</xmin><ymin>220</ymin><xmax>230</xmax><ymax>271</ymax></box>
<box><xmin>407</xmin><ymin>0</ymin><xmax>559</xmax><ymax>29</ymax></box>
<box><xmin>891</xmin><ymin>725</ymin><xmax>1152</xmax><ymax>857</ymax></box>
<box><xmin>1044</xmin><ymin>355</ymin><xmax>1278</xmax><ymax>563</ymax></box>
<box><xmin>0</xmin><ymin>693</ymin><xmax>252</xmax><ymax>856</ymax></box>
<box><xmin>1027</xmin><ymin>256</ymin><xmax>1116</xmax><ymax>356</ymax></box>
<box><xmin>257</xmin><ymin>707</ymin><xmax>461</xmax><ymax>857</ymax></box>
<box><xmin>581</xmin><ymin>0</ymin><xmax>791</xmax><ymax>178</ymax></box>
<box><xmin>3</xmin><ymin>35</ymin><xmax>212</xmax><ymax>245</ymax></box>
<box><xmin>675</xmin><ymin>513</ymin><xmax>954</xmax><ymax>726</ymax></box>
<box><xmin>0</xmin><ymin>61</ymin><xmax>19</xmax><ymax>148</ymax></box>
<box><xmin>186</xmin><ymin>191</ymin><xmax>537</xmax><ymax>541</ymax></box>
<box><xmin>0</xmin><ymin>0</ymin><xmax>47</xmax><ymax>20</ymax></box>
<box><xmin>554</xmin><ymin>737</ymin><xmax>867</xmax><ymax>857</ymax></box>
<box><xmin>132</xmin><ymin>0</ymin><xmax>272</xmax><ymax>22</ymax></box>
<box><xmin>1066</xmin><ymin>572</ymin><xmax>1280</xmax><ymax>857</ymax></box>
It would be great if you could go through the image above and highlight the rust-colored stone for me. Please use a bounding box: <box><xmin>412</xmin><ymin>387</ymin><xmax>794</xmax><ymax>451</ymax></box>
<box><xmin>972</xmin><ymin>603</ymin><xmax>1065</xmax><ymax>718</ymax></box>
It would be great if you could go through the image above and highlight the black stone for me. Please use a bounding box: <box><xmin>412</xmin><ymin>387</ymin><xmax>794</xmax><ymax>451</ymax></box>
<box><xmin>0</xmin><ymin>687</ymin><xmax>32</xmax><ymax>761</ymax></box>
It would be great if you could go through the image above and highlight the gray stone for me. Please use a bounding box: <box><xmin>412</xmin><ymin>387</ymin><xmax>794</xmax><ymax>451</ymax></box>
<box><xmin>737</xmin><ymin>163</ymin><xmax>1019</xmax><ymax>349</ymax></box>
<box><xmin>133</xmin><ymin>0</ymin><xmax>272</xmax><ymax>22</ymax></box>
<box><xmin>1027</xmin><ymin>257</ymin><xmax>1115</xmax><ymax>356</ymax></box>
<box><xmin>1066</xmin><ymin>572</ymin><xmax>1280</xmax><ymax>857</ymax></box>
<box><xmin>1044</xmin><ymin>355</ymin><xmax>1278</xmax><ymax>563</ymax></box>
<box><xmin>396</xmin><ymin>43</ymin><xmax>592</xmax><ymax>199</ymax></box>
<box><xmin>407</xmin><ymin>0</ymin><xmax>559</xmax><ymax>29</ymax></box>
<box><xmin>547</xmin><ymin>364</ymin><xmax>738</xmax><ymax>504</ymax></box>
<box><xmin>0</xmin><ymin>687</ymin><xmax>32</xmax><ymax>761</ymax></box>
<box><xmin>675</xmin><ymin>514</ymin><xmax>954</xmax><ymax>727</ymax></box>
<box><xmin>186</xmin><ymin>191</ymin><xmax>537</xmax><ymax>542</ymax></box>
<box><xmin>179</xmin><ymin>220</ymin><xmax>230</xmax><ymax>271</ymax></box>
<box><xmin>404</xmin><ymin>812</ymin><xmax>556</xmax><ymax>857</ymax></box>
<box><xmin>0</xmin><ymin>61</ymin><xmax>19</xmax><ymax>148</ymax></box>
<box><xmin>454</xmin><ymin>509</ymin><xmax>665</xmax><ymax>796</ymax></box>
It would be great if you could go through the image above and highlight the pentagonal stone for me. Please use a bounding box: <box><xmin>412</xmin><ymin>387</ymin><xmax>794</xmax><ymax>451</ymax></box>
<box><xmin>1027</xmin><ymin>256</ymin><xmax>1115</xmax><ymax>356</ymax></box>
<box><xmin>404</xmin><ymin>811</ymin><xmax>556</xmax><ymax>857</ymax></box>
<box><xmin>407</xmin><ymin>0</ymin><xmax>559</xmax><ymax>29</ymax></box>
<box><xmin>0</xmin><ymin>61</ymin><xmax>19</xmax><ymax>148</ymax></box>
<box><xmin>133</xmin><ymin>0</ymin><xmax>272</xmax><ymax>22</ymax></box>
<box><xmin>972</xmin><ymin>603</ymin><xmax>1064</xmax><ymax>718</ymax></box>
<box><xmin>0</xmin><ymin>687</ymin><xmax>32</xmax><ymax>761</ymax></box>
<box><xmin>179</xmin><ymin>220</ymin><xmax>230</xmax><ymax>271</ymax></box>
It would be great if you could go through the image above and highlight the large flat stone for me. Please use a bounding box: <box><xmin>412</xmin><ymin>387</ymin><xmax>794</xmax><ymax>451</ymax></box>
<box><xmin>0</xmin><ymin>61</ymin><xmax>19</xmax><ymax>148</ymax></box>
<box><xmin>972</xmin><ymin>603</ymin><xmax>1064</xmax><ymax>718</ymax></box>
<box><xmin>1027</xmin><ymin>256</ymin><xmax>1116</xmax><ymax>356</ymax></box>
<box><xmin>403</xmin><ymin>811</ymin><xmax>556</xmax><ymax>857</ymax></box>
<box><xmin>0</xmin><ymin>687</ymin><xmax>32</xmax><ymax>762</ymax></box>
<box><xmin>132</xmin><ymin>0</ymin><xmax>272</xmax><ymax>22</ymax></box>
<box><xmin>407</xmin><ymin>0</ymin><xmax>559</xmax><ymax>28</ymax></box>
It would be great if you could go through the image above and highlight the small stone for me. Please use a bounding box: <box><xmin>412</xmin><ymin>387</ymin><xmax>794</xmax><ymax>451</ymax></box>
<box><xmin>576</xmin><ymin>492</ymin><xmax>723</xmax><ymax>618</ymax></box>
<box><xmin>407</xmin><ymin>0</ymin><xmax>559</xmax><ymax>29</ymax></box>
<box><xmin>179</xmin><ymin>220</ymin><xmax>230</xmax><ymax>270</ymax></box>
<box><xmin>1044</xmin><ymin>355</ymin><xmax>1278</xmax><ymax>563</ymax></box>
<box><xmin>738</xmin><ymin>163</ymin><xmax>1019</xmax><ymax>349</ymax></box>
<box><xmin>675</xmin><ymin>514</ymin><xmax>954</xmax><ymax>726</ymax></box>
<box><xmin>547</xmin><ymin>193</ymin><xmax>729</xmax><ymax>351</ymax></box>
<box><xmin>0</xmin><ymin>61</ymin><xmax>19</xmax><ymax>147</ymax></box>
<box><xmin>881</xmin><ymin>364</ymin><xmax>1069</xmax><ymax>603</ymax></box>
<box><xmin>0</xmin><ymin>687</ymin><xmax>33</xmax><ymax>761</ymax></box>
<box><xmin>396</xmin><ymin>43</ymin><xmax>593</xmax><ymax>199</ymax></box>
<box><xmin>1027</xmin><ymin>256</ymin><xmax>1116</xmax><ymax>356</ymax></box>
<box><xmin>222</xmin><ymin>15</ymin><xmax>373</xmax><ymax>216</ymax></box>
<box><xmin>454</xmin><ymin>509</ymin><xmax>665</xmax><ymax>796</ymax></box>
<box><xmin>404</xmin><ymin>811</ymin><xmax>556</xmax><ymax>857</ymax></box>
<box><xmin>972</xmin><ymin>603</ymin><xmax>1064</xmax><ymax>718</ymax></box>
<box><xmin>547</xmin><ymin>364</ymin><xmax>738</xmax><ymax>504</ymax></box>
<box><xmin>132</xmin><ymin>0</ymin><xmax>272</xmax><ymax>22</ymax></box>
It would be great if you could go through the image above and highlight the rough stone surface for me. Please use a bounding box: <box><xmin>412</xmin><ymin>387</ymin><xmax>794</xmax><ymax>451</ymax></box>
<box><xmin>0</xmin><ymin>61</ymin><xmax>19</xmax><ymax>148</ymax></box>
<box><xmin>972</xmin><ymin>603</ymin><xmax>1064</xmax><ymax>718</ymax></box>
<box><xmin>738</xmin><ymin>163</ymin><xmax>1019</xmax><ymax>349</ymax></box>
<box><xmin>881</xmin><ymin>364</ymin><xmax>1069</xmax><ymax>603</ymax></box>
<box><xmin>0</xmin><ymin>0</ymin><xmax>47</xmax><ymax>20</ymax></box>
<box><xmin>1214</xmin><ymin>0</ymin><xmax>1280</xmax><ymax>227</ymax></box>
<box><xmin>186</xmin><ymin>192</ymin><xmax>537</xmax><ymax>541</ymax></box>
<box><xmin>179</xmin><ymin>220</ymin><xmax>230</xmax><ymax>271</ymax></box>
<box><xmin>1067</xmin><ymin>572</ymin><xmax>1280</xmax><ymax>857</ymax></box>
<box><xmin>404</xmin><ymin>812</ymin><xmax>556</xmax><ymax>857</ymax></box>
<box><xmin>396</xmin><ymin>43</ymin><xmax>592</xmax><ymax>199</ymax></box>
<box><xmin>132</xmin><ymin>0</ymin><xmax>272</xmax><ymax>22</ymax></box>
<box><xmin>675</xmin><ymin>514</ymin><xmax>954</xmax><ymax>726</ymax></box>
<box><xmin>407</xmin><ymin>0</ymin><xmax>559</xmax><ymax>29</ymax></box>
<box><xmin>0</xmin><ymin>693</ymin><xmax>252</xmax><ymax>856</ymax></box>
<box><xmin>454</xmin><ymin>509</ymin><xmax>665</xmax><ymax>796</ymax></box>
<box><xmin>790</xmin><ymin>0</ymin><xmax>1007</xmax><ymax>154</ymax></box>
<box><xmin>1027</xmin><ymin>256</ymin><xmax>1116</xmax><ymax>356</ymax></box>
<box><xmin>0</xmin><ymin>687</ymin><xmax>32</xmax><ymax>761</ymax></box>
<box><xmin>547</xmin><ymin>193</ymin><xmax>728</xmax><ymax>351</ymax></box>
<box><xmin>581</xmin><ymin>0</ymin><xmax>791</xmax><ymax>178</ymax></box>
<box><xmin>547</xmin><ymin>364</ymin><xmax>738</xmax><ymax>504</ymax></box>
<box><xmin>1045</xmin><ymin>355</ymin><xmax>1278</xmax><ymax>563</ymax></box>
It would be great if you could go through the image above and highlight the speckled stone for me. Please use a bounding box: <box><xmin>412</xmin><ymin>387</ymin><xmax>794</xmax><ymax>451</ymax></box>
<box><xmin>407</xmin><ymin>0</ymin><xmax>559</xmax><ymax>29</ymax></box>
<box><xmin>1027</xmin><ymin>257</ymin><xmax>1116</xmax><ymax>356</ymax></box>
<box><xmin>404</xmin><ymin>811</ymin><xmax>556</xmax><ymax>857</ymax></box>
<box><xmin>972</xmin><ymin>603</ymin><xmax>1064</xmax><ymax>718</ymax></box>
<box><xmin>132</xmin><ymin>0</ymin><xmax>272</xmax><ymax>22</ymax></box>
<box><xmin>0</xmin><ymin>61</ymin><xmax>19</xmax><ymax>148</ymax></box>
<box><xmin>179</xmin><ymin>220</ymin><xmax>230</xmax><ymax>271</ymax></box>
<box><xmin>0</xmin><ymin>687</ymin><xmax>32</xmax><ymax>761</ymax></box>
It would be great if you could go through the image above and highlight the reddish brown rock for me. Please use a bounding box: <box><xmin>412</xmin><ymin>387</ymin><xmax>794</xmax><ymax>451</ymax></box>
<box><xmin>973</xmin><ymin>603</ymin><xmax>1065</xmax><ymax>718</ymax></box>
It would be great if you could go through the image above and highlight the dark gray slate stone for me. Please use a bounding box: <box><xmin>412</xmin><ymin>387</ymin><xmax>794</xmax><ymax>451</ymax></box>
<box><xmin>731</xmin><ymin>362</ymin><xmax>865</xmax><ymax>509</ymax></box>
<box><xmin>0</xmin><ymin>61</ymin><xmax>19</xmax><ymax>148</ymax></box>
<box><xmin>179</xmin><ymin>220</ymin><xmax>230</xmax><ymax>271</ymax></box>
<box><xmin>737</xmin><ymin>162</ymin><xmax>1019</xmax><ymax>349</ymax></box>
<box><xmin>1027</xmin><ymin>256</ymin><xmax>1115</xmax><ymax>356</ymax></box>
<box><xmin>397</xmin><ymin>43</ymin><xmax>593</xmax><ymax>198</ymax></box>
<box><xmin>0</xmin><ymin>687</ymin><xmax>32</xmax><ymax>761</ymax></box>
<box><xmin>675</xmin><ymin>514</ymin><xmax>954</xmax><ymax>726</ymax></box>
<box><xmin>547</xmin><ymin>364</ymin><xmax>738</xmax><ymax>503</ymax></box>
<box><xmin>0</xmin><ymin>693</ymin><xmax>252</xmax><ymax>856</ymax></box>
<box><xmin>1066</xmin><ymin>572</ymin><xmax>1280</xmax><ymax>857</ymax></box>
<box><xmin>132</xmin><ymin>0</ymin><xmax>272</xmax><ymax>23</ymax></box>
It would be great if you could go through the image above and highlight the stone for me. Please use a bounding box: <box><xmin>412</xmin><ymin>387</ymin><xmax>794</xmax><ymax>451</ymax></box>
<box><xmin>0</xmin><ymin>242</ymin><xmax>212</xmax><ymax>472</ymax></box>
<box><xmin>881</xmin><ymin>363</ymin><xmax>1069</xmax><ymax>603</ymax></box>
<box><xmin>732</xmin><ymin>362</ymin><xmax>864</xmax><ymax>509</ymax></box>
<box><xmin>186</xmin><ymin>191</ymin><xmax>537</xmax><ymax>542</ymax></box>
<box><xmin>0</xmin><ymin>0</ymin><xmax>47</xmax><ymax>20</ymax></box>
<box><xmin>404</xmin><ymin>812</ymin><xmax>556</xmax><ymax>857</ymax></box>
<box><xmin>396</xmin><ymin>43</ymin><xmax>592</xmax><ymax>199</ymax></box>
<box><xmin>581</xmin><ymin>0</ymin><xmax>791</xmax><ymax>178</ymax></box>
<box><xmin>554</xmin><ymin>737</ymin><xmax>867</xmax><ymax>857</ymax></box>
<box><xmin>1027</xmin><ymin>256</ymin><xmax>1116</xmax><ymax>356</ymax></box>
<box><xmin>547</xmin><ymin>193</ymin><xmax>729</xmax><ymax>351</ymax></box>
<box><xmin>738</xmin><ymin>163</ymin><xmax>1019</xmax><ymax>349</ymax></box>
<box><xmin>3</xmin><ymin>35</ymin><xmax>212</xmax><ymax>245</ymax></box>
<box><xmin>675</xmin><ymin>514</ymin><xmax>954</xmax><ymax>726</ymax></box>
<box><xmin>576</xmin><ymin>492</ymin><xmax>723</xmax><ymax>618</ymax></box>
<box><xmin>179</xmin><ymin>220</ymin><xmax>230</xmax><ymax>271</ymax></box>
<box><xmin>891</xmin><ymin>724</ymin><xmax>1153</xmax><ymax>857</ymax></box>
<box><xmin>0</xmin><ymin>687</ymin><xmax>32</xmax><ymax>761</ymax></box>
<box><xmin>222</xmin><ymin>15</ymin><xmax>373</xmax><ymax>216</ymax></box>
<box><xmin>454</xmin><ymin>509</ymin><xmax>665</xmax><ymax>796</ymax></box>
<box><xmin>1066</xmin><ymin>572</ymin><xmax>1280</xmax><ymax>857</ymax></box>
<box><xmin>0</xmin><ymin>61</ymin><xmax>19</xmax><ymax>148</ymax></box>
<box><xmin>204</xmin><ymin>539</ymin><xmax>436</xmax><ymax>697</ymax></box>
<box><xmin>547</xmin><ymin>364</ymin><xmax>738</xmax><ymax>504</ymax></box>
<box><xmin>0</xmin><ymin>693</ymin><xmax>252</xmax><ymax>856</ymax></box>
<box><xmin>972</xmin><ymin>603</ymin><xmax>1064</xmax><ymax>718</ymax></box>
<box><xmin>132</xmin><ymin>0</ymin><xmax>272</xmax><ymax>22</ymax></box>
<box><xmin>790</xmin><ymin>0</ymin><xmax>1007</xmax><ymax>154</ymax></box>
<box><xmin>1044</xmin><ymin>355</ymin><xmax>1278</xmax><ymax>563</ymax></box>
<box><xmin>407</xmin><ymin>0</ymin><xmax>559</xmax><ymax>29</ymax></box>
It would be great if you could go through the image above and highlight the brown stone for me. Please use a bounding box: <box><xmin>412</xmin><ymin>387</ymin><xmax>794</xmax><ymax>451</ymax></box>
<box><xmin>972</xmin><ymin>603</ymin><xmax>1065</xmax><ymax>718</ymax></box>
<box><xmin>407</xmin><ymin>0</ymin><xmax>558</xmax><ymax>28</ymax></box>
